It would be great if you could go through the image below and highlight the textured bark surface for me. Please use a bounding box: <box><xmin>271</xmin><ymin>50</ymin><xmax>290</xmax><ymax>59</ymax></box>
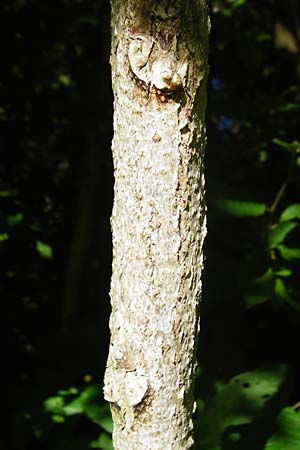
<box><xmin>103</xmin><ymin>1</ymin><xmax>209</xmax><ymax>448</ymax></box>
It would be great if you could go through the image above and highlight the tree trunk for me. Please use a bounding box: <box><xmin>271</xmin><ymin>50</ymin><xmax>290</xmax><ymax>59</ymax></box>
<box><xmin>103</xmin><ymin>1</ymin><xmax>209</xmax><ymax>448</ymax></box>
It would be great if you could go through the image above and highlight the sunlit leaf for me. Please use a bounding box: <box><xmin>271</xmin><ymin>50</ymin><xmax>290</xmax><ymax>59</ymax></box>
<box><xmin>277</xmin><ymin>245</ymin><xmax>300</xmax><ymax>261</ymax></box>
<box><xmin>273</xmin><ymin>138</ymin><xmax>300</xmax><ymax>151</ymax></box>
<box><xmin>58</xmin><ymin>387</ymin><xmax>79</xmax><ymax>396</ymax></box>
<box><xmin>63</xmin><ymin>386</ymin><xmax>98</xmax><ymax>415</ymax></box>
<box><xmin>278</xmin><ymin>102</ymin><xmax>300</xmax><ymax>113</ymax></box>
<box><xmin>244</xmin><ymin>268</ymin><xmax>275</xmax><ymax>308</ymax></box>
<box><xmin>0</xmin><ymin>233</ymin><xmax>10</xmax><ymax>242</ymax></box>
<box><xmin>58</xmin><ymin>74</ymin><xmax>72</xmax><ymax>87</ymax></box>
<box><xmin>275</xmin><ymin>279</ymin><xmax>300</xmax><ymax>312</ymax></box>
<box><xmin>82</xmin><ymin>402</ymin><xmax>112</xmax><ymax>431</ymax></box>
<box><xmin>280</xmin><ymin>204</ymin><xmax>300</xmax><ymax>222</ymax></box>
<box><xmin>44</xmin><ymin>396</ymin><xmax>65</xmax><ymax>414</ymax></box>
<box><xmin>268</xmin><ymin>222</ymin><xmax>297</xmax><ymax>248</ymax></box>
<box><xmin>226</xmin><ymin>432</ymin><xmax>241</xmax><ymax>443</ymax></box>
<box><xmin>228</xmin><ymin>0</ymin><xmax>247</xmax><ymax>8</ymax></box>
<box><xmin>90</xmin><ymin>432</ymin><xmax>113</xmax><ymax>450</ymax></box>
<box><xmin>229</xmin><ymin>365</ymin><xmax>287</xmax><ymax>412</ymax></box>
<box><xmin>196</xmin><ymin>365</ymin><xmax>287</xmax><ymax>450</ymax></box>
<box><xmin>264</xmin><ymin>407</ymin><xmax>300</xmax><ymax>450</ymax></box>
<box><xmin>216</xmin><ymin>199</ymin><xmax>267</xmax><ymax>217</ymax></box>
<box><xmin>272</xmin><ymin>138</ymin><xmax>292</xmax><ymax>150</ymax></box>
<box><xmin>63</xmin><ymin>402</ymin><xmax>83</xmax><ymax>415</ymax></box>
<box><xmin>84</xmin><ymin>408</ymin><xmax>113</xmax><ymax>433</ymax></box>
<box><xmin>275</xmin><ymin>268</ymin><xmax>292</xmax><ymax>277</ymax></box>
<box><xmin>52</xmin><ymin>414</ymin><xmax>65</xmax><ymax>423</ymax></box>
<box><xmin>36</xmin><ymin>240</ymin><xmax>53</xmax><ymax>259</ymax></box>
<box><xmin>274</xmin><ymin>278</ymin><xmax>289</xmax><ymax>301</ymax></box>
<box><xmin>61</xmin><ymin>385</ymin><xmax>113</xmax><ymax>431</ymax></box>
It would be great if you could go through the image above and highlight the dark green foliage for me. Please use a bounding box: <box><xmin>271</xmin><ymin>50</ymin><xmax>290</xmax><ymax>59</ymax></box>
<box><xmin>195</xmin><ymin>365</ymin><xmax>289</xmax><ymax>449</ymax></box>
<box><xmin>43</xmin><ymin>385</ymin><xmax>113</xmax><ymax>449</ymax></box>
<box><xmin>1</xmin><ymin>0</ymin><xmax>300</xmax><ymax>448</ymax></box>
<box><xmin>0</xmin><ymin>0</ymin><xmax>113</xmax><ymax>448</ymax></box>
<box><xmin>264</xmin><ymin>407</ymin><xmax>300</xmax><ymax>450</ymax></box>
<box><xmin>197</xmin><ymin>0</ymin><xmax>300</xmax><ymax>448</ymax></box>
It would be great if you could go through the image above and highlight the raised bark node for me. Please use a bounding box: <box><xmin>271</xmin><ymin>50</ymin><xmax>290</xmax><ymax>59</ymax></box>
<box><xmin>128</xmin><ymin>31</ymin><xmax>188</xmax><ymax>96</ymax></box>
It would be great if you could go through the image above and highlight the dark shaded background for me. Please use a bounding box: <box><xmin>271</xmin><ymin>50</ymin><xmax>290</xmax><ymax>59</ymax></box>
<box><xmin>1</xmin><ymin>0</ymin><xmax>300</xmax><ymax>449</ymax></box>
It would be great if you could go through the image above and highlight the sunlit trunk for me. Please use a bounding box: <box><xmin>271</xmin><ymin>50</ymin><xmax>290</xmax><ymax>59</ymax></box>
<box><xmin>104</xmin><ymin>1</ymin><xmax>209</xmax><ymax>448</ymax></box>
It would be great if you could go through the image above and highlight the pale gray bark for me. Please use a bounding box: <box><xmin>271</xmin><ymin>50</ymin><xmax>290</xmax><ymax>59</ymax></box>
<box><xmin>104</xmin><ymin>1</ymin><xmax>209</xmax><ymax>448</ymax></box>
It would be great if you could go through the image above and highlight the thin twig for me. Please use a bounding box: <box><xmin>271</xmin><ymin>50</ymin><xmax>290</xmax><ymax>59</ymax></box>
<box><xmin>292</xmin><ymin>401</ymin><xmax>300</xmax><ymax>410</ymax></box>
<box><xmin>268</xmin><ymin>182</ymin><xmax>287</xmax><ymax>214</ymax></box>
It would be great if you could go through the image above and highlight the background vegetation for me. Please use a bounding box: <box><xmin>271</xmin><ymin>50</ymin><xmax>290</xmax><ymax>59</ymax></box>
<box><xmin>1</xmin><ymin>0</ymin><xmax>300</xmax><ymax>448</ymax></box>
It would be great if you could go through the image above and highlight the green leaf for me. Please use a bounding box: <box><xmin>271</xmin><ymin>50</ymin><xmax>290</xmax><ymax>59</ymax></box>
<box><xmin>268</xmin><ymin>222</ymin><xmax>297</xmax><ymax>248</ymax></box>
<box><xmin>275</xmin><ymin>279</ymin><xmax>300</xmax><ymax>312</ymax></box>
<box><xmin>63</xmin><ymin>386</ymin><xmax>98</xmax><ymax>416</ymax></box>
<box><xmin>7</xmin><ymin>212</ymin><xmax>23</xmax><ymax>226</ymax></box>
<box><xmin>229</xmin><ymin>365</ymin><xmax>287</xmax><ymax>412</ymax></box>
<box><xmin>277</xmin><ymin>245</ymin><xmax>300</xmax><ymax>261</ymax></box>
<box><xmin>274</xmin><ymin>278</ymin><xmax>289</xmax><ymax>301</ymax></box>
<box><xmin>44</xmin><ymin>396</ymin><xmax>65</xmax><ymax>414</ymax></box>
<box><xmin>93</xmin><ymin>413</ymin><xmax>113</xmax><ymax>433</ymax></box>
<box><xmin>256</xmin><ymin>33</ymin><xmax>272</xmax><ymax>43</ymax></box>
<box><xmin>0</xmin><ymin>189</ymin><xmax>18</xmax><ymax>197</ymax></box>
<box><xmin>264</xmin><ymin>407</ymin><xmax>300</xmax><ymax>450</ymax></box>
<box><xmin>228</xmin><ymin>0</ymin><xmax>247</xmax><ymax>8</ymax></box>
<box><xmin>273</xmin><ymin>139</ymin><xmax>300</xmax><ymax>155</ymax></box>
<box><xmin>63</xmin><ymin>402</ymin><xmax>83</xmax><ymax>415</ymax></box>
<box><xmin>196</xmin><ymin>365</ymin><xmax>287</xmax><ymax>450</ymax></box>
<box><xmin>280</xmin><ymin>204</ymin><xmax>300</xmax><ymax>222</ymax></box>
<box><xmin>278</xmin><ymin>102</ymin><xmax>300</xmax><ymax>113</ymax></box>
<box><xmin>244</xmin><ymin>268</ymin><xmax>275</xmax><ymax>308</ymax></box>
<box><xmin>58</xmin><ymin>387</ymin><xmax>79</xmax><ymax>397</ymax></box>
<box><xmin>272</xmin><ymin>138</ymin><xmax>294</xmax><ymax>150</ymax></box>
<box><xmin>0</xmin><ymin>233</ymin><xmax>9</xmax><ymax>242</ymax></box>
<box><xmin>52</xmin><ymin>414</ymin><xmax>66</xmax><ymax>423</ymax></box>
<box><xmin>216</xmin><ymin>199</ymin><xmax>267</xmax><ymax>217</ymax></box>
<box><xmin>58</xmin><ymin>73</ymin><xmax>72</xmax><ymax>86</ymax></box>
<box><xmin>63</xmin><ymin>386</ymin><xmax>112</xmax><ymax>432</ymax></box>
<box><xmin>36</xmin><ymin>240</ymin><xmax>53</xmax><ymax>259</ymax></box>
<box><xmin>84</xmin><ymin>403</ymin><xmax>113</xmax><ymax>431</ymax></box>
<box><xmin>275</xmin><ymin>268</ymin><xmax>292</xmax><ymax>277</ymax></box>
<box><xmin>90</xmin><ymin>432</ymin><xmax>113</xmax><ymax>450</ymax></box>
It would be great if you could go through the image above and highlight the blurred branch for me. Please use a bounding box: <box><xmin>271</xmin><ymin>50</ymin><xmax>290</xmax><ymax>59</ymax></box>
<box><xmin>268</xmin><ymin>181</ymin><xmax>287</xmax><ymax>214</ymax></box>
